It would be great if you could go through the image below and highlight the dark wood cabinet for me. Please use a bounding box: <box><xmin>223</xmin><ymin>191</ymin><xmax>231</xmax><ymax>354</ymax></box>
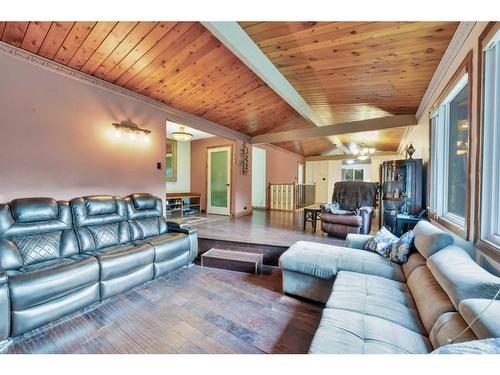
<box><xmin>379</xmin><ymin>159</ymin><xmax>423</xmax><ymax>233</ymax></box>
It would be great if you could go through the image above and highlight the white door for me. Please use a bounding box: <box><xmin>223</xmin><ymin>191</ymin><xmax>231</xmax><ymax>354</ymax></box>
<box><xmin>207</xmin><ymin>146</ymin><xmax>231</xmax><ymax>215</ymax></box>
<box><xmin>307</xmin><ymin>161</ymin><xmax>329</xmax><ymax>203</ymax></box>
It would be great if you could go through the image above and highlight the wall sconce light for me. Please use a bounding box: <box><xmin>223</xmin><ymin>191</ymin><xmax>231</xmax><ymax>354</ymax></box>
<box><xmin>112</xmin><ymin>121</ymin><xmax>151</xmax><ymax>143</ymax></box>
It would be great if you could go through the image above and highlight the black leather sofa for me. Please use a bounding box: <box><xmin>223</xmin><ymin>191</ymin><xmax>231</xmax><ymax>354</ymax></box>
<box><xmin>0</xmin><ymin>193</ymin><xmax>197</xmax><ymax>342</ymax></box>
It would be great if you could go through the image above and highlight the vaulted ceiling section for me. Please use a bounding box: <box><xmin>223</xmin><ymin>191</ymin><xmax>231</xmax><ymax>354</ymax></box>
<box><xmin>0</xmin><ymin>21</ymin><xmax>459</xmax><ymax>156</ymax></box>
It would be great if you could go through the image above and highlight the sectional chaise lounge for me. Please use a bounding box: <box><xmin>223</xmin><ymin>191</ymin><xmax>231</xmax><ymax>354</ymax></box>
<box><xmin>280</xmin><ymin>221</ymin><xmax>500</xmax><ymax>354</ymax></box>
<box><xmin>0</xmin><ymin>193</ymin><xmax>197</xmax><ymax>343</ymax></box>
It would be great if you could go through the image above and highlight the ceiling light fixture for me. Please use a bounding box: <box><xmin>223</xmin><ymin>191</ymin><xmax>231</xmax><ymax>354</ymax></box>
<box><xmin>113</xmin><ymin>121</ymin><xmax>151</xmax><ymax>143</ymax></box>
<box><xmin>352</xmin><ymin>143</ymin><xmax>376</xmax><ymax>160</ymax></box>
<box><xmin>171</xmin><ymin>126</ymin><xmax>193</xmax><ymax>142</ymax></box>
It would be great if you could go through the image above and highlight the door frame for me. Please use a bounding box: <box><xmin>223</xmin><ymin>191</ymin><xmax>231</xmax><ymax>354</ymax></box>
<box><xmin>207</xmin><ymin>145</ymin><xmax>232</xmax><ymax>215</ymax></box>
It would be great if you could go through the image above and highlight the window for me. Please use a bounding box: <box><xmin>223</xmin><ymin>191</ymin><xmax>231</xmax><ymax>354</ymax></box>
<box><xmin>429</xmin><ymin>62</ymin><xmax>471</xmax><ymax>234</ymax></box>
<box><xmin>342</xmin><ymin>168</ymin><xmax>364</xmax><ymax>181</ymax></box>
<box><xmin>480</xmin><ymin>29</ymin><xmax>500</xmax><ymax>248</ymax></box>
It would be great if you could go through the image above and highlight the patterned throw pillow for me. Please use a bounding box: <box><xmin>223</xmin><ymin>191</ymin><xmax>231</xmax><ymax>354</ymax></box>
<box><xmin>363</xmin><ymin>226</ymin><xmax>398</xmax><ymax>256</ymax></box>
<box><xmin>388</xmin><ymin>230</ymin><xmax>414</xmax><ymax>264</ymax></box>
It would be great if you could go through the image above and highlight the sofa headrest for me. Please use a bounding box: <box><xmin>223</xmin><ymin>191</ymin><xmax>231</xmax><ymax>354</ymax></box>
<box><xmin>11</xmin><ymin>197</ymin><xmax>58</xmax><ymax>223</ymax></box>
<box><xmin>84</xmin><ymin>195</ymin><xmax>118</xmax><ymax>216</ymax></box>
<box><xmin>130</xmin><ymin>193</ymin><xmax>156</xmax><ymax>210</ymax></box>
<box><xmin>70</xmin><ymin>196</ymin><xmax>127</xmax><ymax>227</ymax></box>
<box><xmin>413</xmin><ymin>221</ymin><xmax>454</xmax><ymax>259</ymax></box>
<box><xmin>459</xmin><ymin>299</ymin><xmax>500</xmax><ymax>339</ymax></box>
<box><xmin>427</xmin><ymin>246</ymin><xmax>500</xmax><ymax>310</ymax></box>
<box><xmin>0</xmin><ymin>199</ymin><xmax>72</xmax><ymax>239</ymax></box>
<box><xmin>125</xmin><ymin>193</ymin><xmax>162</xmax><ymax>220</ymax></box>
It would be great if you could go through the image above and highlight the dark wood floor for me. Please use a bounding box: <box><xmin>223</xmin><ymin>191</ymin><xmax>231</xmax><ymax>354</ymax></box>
<box><xmin>187</xmin><ymin>209</ymin><xmax>345</xmax><ymax>247</ymax></box>
<box><xmin>1</xmin><ymin>265</ymin><xmax>323</xmax><ymax>354</ymax></box>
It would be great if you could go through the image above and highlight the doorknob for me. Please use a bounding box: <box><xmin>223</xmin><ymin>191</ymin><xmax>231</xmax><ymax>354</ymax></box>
<box><xmin>226</xmin><ymin>184</ymin><xmax>230</xmax><ymax>186</ymax></box>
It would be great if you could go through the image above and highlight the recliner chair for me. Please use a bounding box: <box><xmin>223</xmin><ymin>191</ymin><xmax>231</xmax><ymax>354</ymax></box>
<box><xmin>70</xmin><ymin>195</ymin><xmax>155</xmax><ymax>300</ymax></box>
<box><xmin>0</xmin><ymin>198</ymin><xmax>100</xmax><ymax>336</ymax></box>
<box><xmin>321</xmin><ymin>181</ymin><xmax>378</xmax><ymax>237</ymax></box>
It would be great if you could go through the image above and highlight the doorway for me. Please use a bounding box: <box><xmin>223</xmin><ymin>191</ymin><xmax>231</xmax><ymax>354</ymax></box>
<box><xmin>207</xmin><ymin>146</ymin><xmax>232</xmax><ymax>215</ymax></box>
<box><xmin>252</xmin><ymin>146</ymin><xmax>267</xmax><ymax>208</ymax></box>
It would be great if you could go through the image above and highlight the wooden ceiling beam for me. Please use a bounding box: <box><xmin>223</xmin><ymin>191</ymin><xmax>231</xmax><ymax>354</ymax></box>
<box><xmin>202</xmin><ymin>21</ymin><xmax>347</xmax><ymax>152</ymax></box>
<box><xmin>252</xmin><ymin>114</ymin><xmax>417</xmax><ymax>144</ymax></box>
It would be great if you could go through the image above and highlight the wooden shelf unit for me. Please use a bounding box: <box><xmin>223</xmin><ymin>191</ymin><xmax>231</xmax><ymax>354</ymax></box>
<box><xmin>165</xmin><ymin>192</ymin><xmax>201</xmax><ymax>218</ymax></box>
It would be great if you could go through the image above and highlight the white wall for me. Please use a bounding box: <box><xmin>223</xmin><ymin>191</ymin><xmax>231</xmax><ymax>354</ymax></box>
<box><xmin>166</xmin><ymin>140</ymin><xmax>191</xmax><ymax>193</ymax></box>
<box><xmin>251</xmin><ymin>146</ymin><xmax>266</xmax><ymax>207</ymax></box>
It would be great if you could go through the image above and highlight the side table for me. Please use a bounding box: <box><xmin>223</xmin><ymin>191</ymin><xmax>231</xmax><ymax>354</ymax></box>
<box><xmin>303</xmin><ymin>206</ymin><xmax>321</xmax><ymax>232</ymax></box>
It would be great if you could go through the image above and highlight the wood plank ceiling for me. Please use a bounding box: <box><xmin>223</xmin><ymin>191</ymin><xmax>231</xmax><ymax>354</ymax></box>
<box><xmin>240</xmin><ymin>21</ymin><xmax>459</xmax><ymax>152</ymax></box>
<box><xmin>0</xmin><ymin>21</ymin><xmax>333</xmax><ymax>156</ymax></box>
<box><xmin>0</xmin><ymin>21</ymin><xmax>458</xmax><ymax>156</ymax></box>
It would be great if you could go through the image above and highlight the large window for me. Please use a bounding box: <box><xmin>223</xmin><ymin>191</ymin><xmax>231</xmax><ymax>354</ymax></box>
<box><xmin>480</xmin><ymin>29</ymin><xmax>500</xmax><ymax>248</ymax></box>
<box><xmin>429</xmin><ymin>69</ymin><xmax>470</xmax><ymax>233</ymax></box>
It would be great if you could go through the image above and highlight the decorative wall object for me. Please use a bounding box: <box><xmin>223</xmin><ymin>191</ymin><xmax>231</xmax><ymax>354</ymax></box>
<box><xmin>239</xmin><ymin>142</ymin><xmax>249</xmax><ymax>176</ymax></box>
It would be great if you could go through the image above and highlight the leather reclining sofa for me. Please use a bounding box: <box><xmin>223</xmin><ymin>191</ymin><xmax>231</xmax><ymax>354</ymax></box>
<box><xmin>280</xmin><ymin>221</ymin><xmax>500</xmax><ymax>353</ymax></box>
<box><xmin>0</xmin><ymin>193</ymin><xmax>197</xmax><ymax>342</ymax></box>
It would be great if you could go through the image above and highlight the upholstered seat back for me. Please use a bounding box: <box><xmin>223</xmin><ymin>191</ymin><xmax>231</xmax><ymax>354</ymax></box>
<box><xmin>124</xmin><ymin>193</ymin><xmax>168</xmax><ymax>241</ymax></box>
<box><xmin>70</xmin><ymin>195</ymin><xmax>130</xmax><ymax>252</ymax></box>
<box><xmin>0</xmin><ymin>198</ymin><xmax>78</xmax><ymax>269</ymax></box>
<box><xmin>331</xmin><ymin>181</ymin><xmax>378</xmax><ymax>211</ymax></box>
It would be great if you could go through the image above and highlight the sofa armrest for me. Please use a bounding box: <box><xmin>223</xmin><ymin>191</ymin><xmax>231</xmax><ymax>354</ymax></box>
<box><xmin>0</xmin><ymin>270</ymin><xmax>10</xmax><ymax>342</ymax></box>
<box><xmin>166</xmin><ymin>220</ymin><xmax>197</xmax><ymax>235</ymax></box>
<box><xmin>345</xmin><ymin>233</ymin><xmax>373</xmax><ymax>250</ymax></box>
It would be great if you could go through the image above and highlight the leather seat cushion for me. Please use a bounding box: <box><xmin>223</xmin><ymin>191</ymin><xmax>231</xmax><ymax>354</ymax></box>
<box><xmin>321</xmin><ymin>213</ymin><xmax>362</xmax><ymax>227</ymax></box>
<box><xmin>326</xmin><ymin>271</ymin><xmax>426</xmax><ymax>335</ymax></box>
<box><xmin>280</xmin><ymin>241</ymin><xmax>405</xmax><ymax>282</ymax></box>
<box><xmin>309</xmin><ymin>308</ymin><xmax>432</xmax><ymax>354</ymax></box>
<box><xmin>8</xmin><ymin>256</ymin><xmax>99</xmax><ymax>310</ymax></box>
<box><xmin>88</xmin><ymin>242</ymin><xmax>154</xmax><ymax>280</ymax></box>
<box><xmin>144</xmin><ymin>233</ymin><xmax>190</xmax><ymax>262</ymax></box>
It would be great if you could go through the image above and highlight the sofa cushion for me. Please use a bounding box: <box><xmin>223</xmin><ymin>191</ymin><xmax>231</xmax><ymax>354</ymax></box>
<box><xmin>11</xmin><ymin>231</ymin><xmax>61</xmax><ymax>266</ymax></box>
<box><xmin>407</xmin><ymin>265</ymin><xmax>456</xmax><ymax>334</ymax></box>
<box><xmin>309</xmin><ymin>308</ymin><xmax>432</xmax><ymax>354</ymax></box>
<box><xmin>431</xmin><ymin>338</ymin><xmax>500</xmax><ymax>354</ymax></box>
<box><xmin>10</xmin><ymin>198</ymin><xmax>59</xmax><ymax>223</ymax></box>
<box><xmin>402</xmin><ymin>252</ymin><xmax>427</xmax><ymax>280</ymax></box>
<box><xmin>7</xmin><ymin>255</ymin><xmax>99</xmax><ymax>310</ymax></box>
<box><xmin>87</xmin><ymin>222</ymin><xmax>120</xmax><ymax>250</ymax></box>
<box><xmin>84</xmin><ymin>196</ymin><xmax>117</xmax><ymax>216</ymax></box>
<box><xmin>363</xmin><ymin>226</ymin><xmax>398</xmax><ymax>256</ymax></box>
<box><xmin>88</xmin><ymin>242</ymin><xmax>155</xmax><ymax>281</ymax></box>
<box><xmin>130</xmin><ymin>193</ymin><xmax>157</xmax><ymax>210</ymax></box>
<box><xmin>413</xmin><ymin>220</ymin><xmax>454</xmax><ymax>259</ymax></box>
<box><xmin>459</xmin><ymin>299</ymin><xmax>500</xmax><ymax>339</ymax></box>
<box><xmin>326</xmin><ymin>271</ymin><xmax>426</xmax><ymax>335</ymax></box>
<box><xmin>388</xmin><ymin>230</ymin><xmax>414</xmax><ymax>264</ymax></box>
<box><xmin>279</xmin><ymin>241</ymin><xmax>405</xmax><ymax>283</ymax></box>
<box><xmin>427</xmin><ymin>246</ymin><xmax>500</xmax><ymax>309</ymax></box>
<box><xmin>429</xmin><ymin>312</ymin><xmax>477</xmax><ymax>348</ymax></box>
<box><xmin>144</xmin><ymin>233</ymin><xmax>190</xmax><ymax>262</ymax></box>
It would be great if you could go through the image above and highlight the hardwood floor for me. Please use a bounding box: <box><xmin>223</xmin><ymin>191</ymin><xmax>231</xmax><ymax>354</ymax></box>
<box><xmin>187</xmin><ymin>209</ymin><xmax>345</xmax><ymax>247</ymax></box>
<box><xmin>1</xmin><ymin>265</ymin><xmax>323</xmax><ymax>354</ymax></box>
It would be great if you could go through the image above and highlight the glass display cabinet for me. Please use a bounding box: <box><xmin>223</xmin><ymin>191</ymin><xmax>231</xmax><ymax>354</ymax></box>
<box><xmin>379</xmin><ymin>159</ymin><xmax>424</xmax><ymax>234</ymax></box>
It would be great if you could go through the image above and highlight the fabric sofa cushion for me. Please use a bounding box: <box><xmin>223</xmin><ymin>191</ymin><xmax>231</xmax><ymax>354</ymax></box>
<box><xmin>413</xmin><ymin>220</ymin><xmax>454</xmax><ymax>259</ymax></box>
<box><xmin>326</xmin><ymin>271</ymin><xmax>426</xmax><ymax>335</ymax></box>
<box><xmin>429</xmin><ymin>312</ymin><xmax>477</xmax><ymax>348</ymax></box>
<box><xmin>388</xmin><ymin>230</ymin><xmax>414</xmax><ymax>264</ymax></box>
<box><xmin>345</xmin><ymin>233</ymin><xmax>373</xmax><ymax>250</ymax></box>
<box><xmin>459</xmin><ymin>299</ymin><xmax>500</xmax><ymax>339</ymax></box>
<box><xmin>279</xmin><ymin>241</ymin><xmax>405</xmax><ymax>283</ymax></box>
<box><xmin>309</xmin><ymin>308</ymin><xmax>432</xmax><ymax>354</ymax></box>
<box><xmin>431</xmin><ymin>338</ymin><xmax>500</xmax><ymax>354</ymax></box>
<box><xmin>402</xmin><ymin>252</ymin><xmax>426</xmax><ymax>280</ymax></box>
<box><xmin>406</xmin><ymin>265</ymin><xmax>455</xmax><ymax>334</ymax></box>
<box><xmin>427</xmin><ymin>246</ymin><xmax>500</xmax><ymax>309</ymax></box>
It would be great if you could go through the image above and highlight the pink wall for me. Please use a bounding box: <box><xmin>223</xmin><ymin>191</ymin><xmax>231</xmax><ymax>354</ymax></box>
<box><xmin>0</xmin><ymin>53</ymin><xmax>167</xmax><ymax>204</ymax></box>
<box><xmin>190</xmin><ymin>136</ymin><xmax>252</xmax><ymax>216</ymax></box>
<box><xmin>261</xmin><ymin>144</ymin><xmax>304</xmax><ymax>184</ymax></box>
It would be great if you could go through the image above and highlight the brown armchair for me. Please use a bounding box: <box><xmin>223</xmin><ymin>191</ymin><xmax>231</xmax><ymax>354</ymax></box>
<box><xmin>320</xmin><ymin>181</ymin><xmax>378</xmax><ymax>238</ymax></box>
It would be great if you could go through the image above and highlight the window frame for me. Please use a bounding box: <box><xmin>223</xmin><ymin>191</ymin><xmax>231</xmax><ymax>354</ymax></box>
<box><xmin>476</xmin><ymin>22</ymin><xmax>500</xmax><ymax>255</ymax></box>
<box><xmin>428</xmin><ymin>51</ymin><xmax>473</xmax><ymax>239</ymax></box>
<box><xmin>342</xmin><ymin>167</ymin><xmax>364</xmax><ymax>182</ymax></box>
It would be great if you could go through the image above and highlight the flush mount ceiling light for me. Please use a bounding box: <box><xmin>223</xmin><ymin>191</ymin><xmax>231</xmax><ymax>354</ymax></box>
<box><xmin>171</xmin><ymin>126</ymin><xmax>193</xmax><ymax>142</ymax></box>
<box><xmin>112</xmin><ymin>121</ymin><xmax>151</xmax><ymax>143</ymax></box>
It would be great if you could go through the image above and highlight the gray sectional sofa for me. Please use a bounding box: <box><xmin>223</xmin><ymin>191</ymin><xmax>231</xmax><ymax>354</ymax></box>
<box><xmin>0</xmin><ymin>193</ymin><xmax>197</xmax><ymax>343</ymax></box>
<box><xmin>279</xmin><ymin>221</ymin><xmax>500</xmax><ymax>354</ymax></box>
